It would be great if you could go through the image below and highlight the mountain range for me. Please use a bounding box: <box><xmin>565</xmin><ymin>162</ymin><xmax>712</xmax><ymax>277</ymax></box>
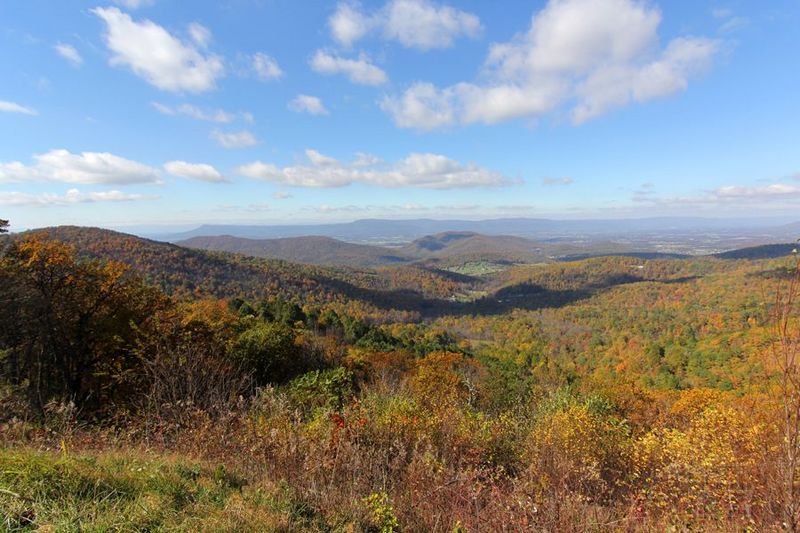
<box><xmin>177</xmin><ymin>231</ymin><xmax>567</xmax><ymax>268</ymax></box>
<box><xmin>151</xmin><ymin>216</ymin><xmax>800</xmax><ymax>244</ymax></box>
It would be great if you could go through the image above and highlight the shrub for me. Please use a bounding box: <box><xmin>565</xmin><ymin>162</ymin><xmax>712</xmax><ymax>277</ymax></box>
<box><xmin>232</xmin><ymin>322</ymin><xmax>304</xmax><ymax>384</ymax></box>
<box><xmin>526</xmin><ymin>397</ymin><xmax>631</xmax><ymax>502</ymax></box>
<box><xmin>362</xmin><ymin>492</ymin><xmax>400</xmax><ymax>533</ymax></box>
<box><xmin>286</xmin><ymin>367</ymin><xmax>355</xmax><ymax>414</ymax></box>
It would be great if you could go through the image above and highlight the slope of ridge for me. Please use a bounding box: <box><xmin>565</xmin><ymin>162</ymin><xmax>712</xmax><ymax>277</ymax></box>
<box><xmin>9</xmin><ymin>226</ymin><xmax>483</xmax><ymax>317</ymax></box>
<box><xmin>401</xmin><ymin>231</ymin><xmax>550</xmax><ymax>264</ymax></box>
<box><xmin>16</xmin><ymin>226</ymin><xmax>341</xmax><ymax>302</ymax></box>
<box><xmin>177</xmin><ymin>230</ymin><xmax>555</xmax><ymax>268</ymax></box>
<box><xmin>714</xmin><ymin>242</ymin><xmax>799</xmax><ymax>260</ymax></box>
<box><xmin>178</xmin><ymin>234</ymin><xmax>408</xmax><ymax>268</ymax></box>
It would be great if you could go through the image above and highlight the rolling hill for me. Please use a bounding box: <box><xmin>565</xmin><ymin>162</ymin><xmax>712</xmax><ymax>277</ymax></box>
<box><xmin>7</xmin><ymin>227</ymin><xmax>487</xmax><ymax>316</ymax></box>
<box><xmin>178</xmin><ymin>235</ymin><xmax>408</xmax><ymax>268</ymax></box>
<box><xmin>400</xmin><ymin>231</ymin><xmax>550</xmax><ymax>264</ymax></box>
<box><xmin>177</xmin><ymin>229</ymin><xmax>654</xmax><ymax>269</ymax></box>
<box><xmin>714</xmin><ymin>242</ymin><xmax>799</xmax><ymax>260</ymax></box>
<box><xmin>178</xmin><ymin>230</ymin><xmax>558</xmax><ymax>268</ymax></box>
<box><xmin>10</xmin><ymin>225</ymin><xmax>799</xmax><ymax>321</ymax></box>
<box><xmin>15</xmin><ymin>226</ymin><xmax>344</xmax><ymax>303</ymax></box>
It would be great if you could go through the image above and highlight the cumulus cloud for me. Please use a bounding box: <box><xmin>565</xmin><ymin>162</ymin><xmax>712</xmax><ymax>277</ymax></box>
<box><xmin>329</xmin><ymin>0</ymin><xmax>481</xmax><ymax>50</ymax></box>
<box><xmin>237</xmin><ymin>149</ymin><xmax>513</xmax><ymax>189</ymax></box>
<box><xmin>383</xmin><ymin>0</ymin><xmax>481</xmax><ymax>49</ymax></box>
<box><xmin>542</xmin><ymin>176</ymin><xmax>574</xmax><ymax>186</ymax></box>
<box><xmin>0</xmin><ymin>149</ymin><xmax>160</xmax><ymax>185</ymax></box>
<box><xmin>329</xmin><ymin>2</ymin><xmax>374</xmax><ymax>47</ymax></box>
<box><xmin>382</xmin><ymin>0</ymin><xmax>719</xmax><ymax>129</ymax></box>
<box><xmin>0</xmin><ymin>188</ymin><xmax>155</xmax><ymax>207</ymax></box>
<box><xmin>210</xmin><ymin>129</ymin><xmax>258</xmax><ymax>149</ymax></box>
<box><xmin>54</xmin><ymin>43</ymin><xmax>83</xmax><ymax>66</ymax></box>
<box><xmin>0</xmin><ymin>100</ymin><xmax>37</xmax><ymax>115</ymax></box>
<box><xmin>288</xmin><ymin>94</ymin><xmax>329</xmax><ymax>115</ymax></box>
<box><xmin>93</xmin><ymin>7</ymin><xmax>224</xmax><ymax>92</ymax></box>
<box><xmin>151</xmin><ymin>102</ymin><xmax>251</xmax><ymax>123</ymax></box>
<box><xmin>310</xmin><ymin>50</ymin><xmax>387</xmax><ymax>85</ymax></box>
<box><xmin>164</xmin><ymin>160</ymin><xmax>227</xmax><ymax>182</ymax></box>
<box><xmin>251</xmin><ymin>52</ymin><xmax>283</xmax><ymax>80</ymax></box>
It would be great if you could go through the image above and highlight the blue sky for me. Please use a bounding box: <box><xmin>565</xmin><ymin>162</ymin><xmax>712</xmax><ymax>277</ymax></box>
<box><xmin>1</xmin><ymin>0</ymin><xmax>799</xmax><ymax>231</ymax></box>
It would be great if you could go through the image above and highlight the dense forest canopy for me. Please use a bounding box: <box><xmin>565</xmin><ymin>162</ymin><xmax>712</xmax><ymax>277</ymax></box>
<box><xmin>2</xmin><ymin>225</ymin><xmax>800</xmax><ymax>531</ymax></box>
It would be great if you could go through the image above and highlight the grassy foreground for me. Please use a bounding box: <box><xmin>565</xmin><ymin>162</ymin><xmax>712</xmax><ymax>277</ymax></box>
<box><xmin>0</xmin><ymin>448</ymin><xmax>333</xmax><ymax>532</ymax></box>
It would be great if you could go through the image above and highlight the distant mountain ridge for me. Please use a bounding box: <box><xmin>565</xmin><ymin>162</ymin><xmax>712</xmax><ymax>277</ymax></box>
<box><xmin>178</xmin><ymin>231</ymin><xmax>556</xmax><ymax>268</ymax></box>
<box><xmin>9</xmin><ymin>225</ymin><xmax>800</xmax><ymax>320</ymax></box>
<box><xmin>154</xmin><ymin>216</ymin><xmax>800</xmax><ymax>244</ymax></box>
<box><xmin>179</xmin><ymin>234</ymin><xmax>407</xmax><ymax>268</ymax></box>
<box><xmin>177</xmin><ymin>228</ymin><xmax>800</xmax><ymax>268</ymax></box>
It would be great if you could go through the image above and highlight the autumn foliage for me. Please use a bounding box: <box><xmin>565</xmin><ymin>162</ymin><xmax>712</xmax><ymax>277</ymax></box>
<box><xmin>2</xmin><ymin>232</ymin><xmax>800</xmax><ymax>530</ymax></box>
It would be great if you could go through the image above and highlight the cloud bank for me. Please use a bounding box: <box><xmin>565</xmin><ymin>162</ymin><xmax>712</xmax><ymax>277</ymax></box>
<box><xmin>237</xmin><ymin>149</ymin><xmax>514</xmax><ymax>189</ymax></box>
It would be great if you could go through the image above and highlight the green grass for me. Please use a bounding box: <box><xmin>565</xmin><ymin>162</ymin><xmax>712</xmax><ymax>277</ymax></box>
<box><xmin>443</xmin><ymin>261</ymin><xmax>511</xmax><ymax>276</ymax></box>
<box><xmin>0</xmin><ymin>447</ymin><xmax>331</xmax><ymax>532</ymax></box>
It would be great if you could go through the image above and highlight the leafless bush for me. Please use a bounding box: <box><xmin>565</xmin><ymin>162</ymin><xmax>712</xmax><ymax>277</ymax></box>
<box><xmin>136</xmin><ymin>318</ymin><xmax>253</xmax><ymax>430</ymax></box>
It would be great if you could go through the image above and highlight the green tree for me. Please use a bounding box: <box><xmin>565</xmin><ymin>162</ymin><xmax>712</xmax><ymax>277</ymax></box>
<box><xmin>0</xmin><ymin>219</ymin><xmax>8</xmax><ymax>233</ymax></box>
<box><xmin>231</xmin><ymin>322</ymin><xmax>304</xmax><ymax>384</ymax></box>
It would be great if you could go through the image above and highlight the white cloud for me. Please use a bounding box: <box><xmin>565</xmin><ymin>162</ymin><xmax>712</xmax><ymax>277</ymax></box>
<box><xmin>383</xmin><ymin>0</ymin><xmax>481</xmax><ymax>50</ymax></box>
<box><xmin>215</xmin><ymin>202</ymin><xmax>271</xmax><ymax>213</ymax></box>
<box><xmin>113</xmin><ymin>0</ymin><xmax>155</xmax><ymax>9</ymax></box>
<box><xmin>188</xmin><ymin>22</ymin><xmax>212</xmax><ymax>48</ymax></box>
<box><xmin>237</xmin><ymin>149</ymin><xmax>513</xmax><ymax>189</ymax></box>
<box><xmin>634</xmin><ymin>183</ymin><xmax>800</xmax><ymax>208</ymax></box>
<box><xmin>164</xmin><ymin>160</ymin><xmax>227</xmax><ymax>182</ymax></box>
<box><xmin>382</xmin><ymin>0</ymin><xmax>719</xmax><ymax>129</ymax></box>
<box><xmin>0</xmin><ymin>149</ymin><xmax>160</xmax><ymax>185</ymax></box>
<box><xmin>54</xmin><ymin>43</ymin><xmax>83</xmax><ymax>66</ymax></box>
<box><xmin>329</xmin><ymin>2</ymin><xmax>374</xmax><ymax>47</ymax></box>
<box><xmin>715</xmin><ymin>184</ymin><xmax>800</xmax><ymax>199</ymax></box>
<box><xmin>328</xmin><ymin>0</ymin><xmax>481</xmax><ymax>50</ymax></box>
<box><xmin>272</xmin><ymin>191</ymin><xmax>292</xmax><ymax>199</ymax></box>
<box><xmin>310</xmin><ymin>50</ymin><xmax>387</xmax><ymax>85</ymax></box>
<box><xmin>379</xmin><ymin>82</ymin><xmax>455</xmax><ymax>129</ymax></box>
<box><xmin>572</xmin><ymin>36</ymin><xmax>718</xmax><ymax>123</ymax></box>
<box><xmin>0</xmin><ymin>100</ymin><xmax>37</xmax><ymax>115</ymax></box>
<box><xmin>0</xmin><ymin>188</ymin><xmax>155</xmax><ymax>207</ymax></box>
<box><xmin>712</xmin><ymin>8</ymin><xmax>747</xmax><ymax>34</ymax></box>
<box><xmin>251</xmin><ymin>52</ymin><xmax>283</xmax><ymax>80</ymax></box>
<box><xmin>152</xmin><ymin>102</ymin><xmax>244</xmax><ymax>123</ymax></box>
<box><xmin>288</xmin><ymin>94</ymin><xmax>329</xmax><ymax>115</ymax></box>
<box><xmin>542</xmin><ymin>176</ymin><xmax>574</xmax><ymax>186</ymax></box>
<box><xmin>210</xmin><ymin>129</ymin><xmax>258</xmax><ymax>149</ymax></box>
<box><xmin>93</xmin><ymin>7</ymin><xmax>224</xmax><ymax>93</ymax></box>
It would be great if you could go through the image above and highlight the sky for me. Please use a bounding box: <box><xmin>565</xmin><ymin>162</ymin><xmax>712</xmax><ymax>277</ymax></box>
<box><xmin>1</xmin><ymin>0</ymin><xmax>799</xmax><ymax>231</ymax></box>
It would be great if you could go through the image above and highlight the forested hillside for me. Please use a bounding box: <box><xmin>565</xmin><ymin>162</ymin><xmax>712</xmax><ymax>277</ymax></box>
<box><xmin>179</xmin><ymin>234</ymin><xmax>409</xmax><ymax>268</ymax></box>
<box><xmin>2</xmin><ymin>227</ymin><xmax>800</xmax><ymax>531</ymax></box>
